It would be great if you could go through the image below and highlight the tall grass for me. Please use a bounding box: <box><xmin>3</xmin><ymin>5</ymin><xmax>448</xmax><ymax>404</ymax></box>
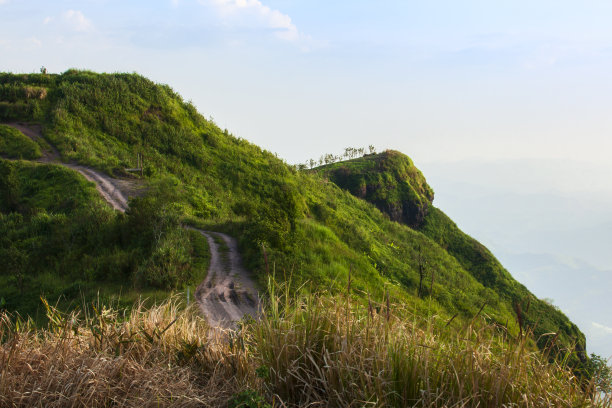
<box><xmin>0</xmin><ymin>297</ymin><xmax>248</xmax><ymax>407</ymax></box>
<box><xmin>1</xmin><ymin>284</ymin><xmax>607</xmax><ymax>407</ymax></box>
<box><xmin>252</xmin><ymin>279</ymin><xmax>607</xmax><ymax>407</ymax></box>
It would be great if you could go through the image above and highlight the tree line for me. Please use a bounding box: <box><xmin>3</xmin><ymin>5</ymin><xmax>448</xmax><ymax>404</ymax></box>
<box><xmin>295</xmin><ymin>145</ymin><xmax>377</xmax><ymax>171</ymax></box>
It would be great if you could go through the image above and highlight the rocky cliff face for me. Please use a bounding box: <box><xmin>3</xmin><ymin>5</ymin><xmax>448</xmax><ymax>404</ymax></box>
<box><xmin>317</xmin><ymin>150</ymin><xmax>434</xmax><ymax>228</ymax></box>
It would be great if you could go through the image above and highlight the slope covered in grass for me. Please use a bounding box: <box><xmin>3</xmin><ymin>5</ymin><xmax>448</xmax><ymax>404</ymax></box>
<box><xmin>0</xmin><ymin>124</ymin><xmax>42</xmax><ymax>159</ymax></box>
<box><xmin>0</xmin><ymin>159</ymin><xmax>209</xmax><ymax>316</ymax></box>
<box><xmin>315</xmin><ymin>150</ymin><xmax>586</xmax><ymax>356</ymax></box>
<box><xmin>316</xmin><ymin>150</ymin><xmax>434</xmax><ymax>227</ymax></box>
<box><xmin>0</xmin><ymin>70</ymin><xmax>588</xmax><ymax>366</ymax></box>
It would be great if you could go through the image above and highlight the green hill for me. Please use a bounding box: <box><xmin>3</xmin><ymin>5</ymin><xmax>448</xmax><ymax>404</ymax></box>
<box><xmin>0</xmin><ymin>124</ymin><xmax>42</xmax><ymax>159</ymax></box>
<box><xmin>0</xmin><ymin>70</ymin><xmax>587</xmax><ymax>367</ymax></box>
<box><xmin>316</xmin><ymin>150</ymin><xmax>434</xmax><ymax>227</ymax></box>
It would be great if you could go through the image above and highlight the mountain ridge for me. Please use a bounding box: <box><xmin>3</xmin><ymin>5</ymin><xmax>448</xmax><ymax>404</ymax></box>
<box><xmin>0</xmin><ymin>70</ymin><xmax>588</xmax><ymax>367</ymax></box>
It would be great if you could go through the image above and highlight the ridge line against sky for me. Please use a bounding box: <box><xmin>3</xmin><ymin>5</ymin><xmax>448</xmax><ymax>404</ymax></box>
<box><xmin>3</xmin><ymin>1</ymin><xmax>612</xmax><ymax>167</ymax></box>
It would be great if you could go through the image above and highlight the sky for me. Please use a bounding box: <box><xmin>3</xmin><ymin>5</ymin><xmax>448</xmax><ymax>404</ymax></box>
<box><xmin>1</xmin><ymin>0</ymin><xmax>611</xmax><ymax>356</ymax></box>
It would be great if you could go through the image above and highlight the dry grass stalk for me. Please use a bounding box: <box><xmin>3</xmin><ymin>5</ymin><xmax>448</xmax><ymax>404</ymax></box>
<box><xmin>252</xmin><ymin>280</ymin><xmax>609</xmax><ymax>407</ymax></box>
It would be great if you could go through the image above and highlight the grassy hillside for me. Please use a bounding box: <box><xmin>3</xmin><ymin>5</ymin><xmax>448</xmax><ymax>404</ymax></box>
<box><xmin>0</xmin><ymin>124</ymin><xmax>42</xmax><ymax>159</ymax></box>
<box><xmin>316</xmin><ymin>150</ymin><xmax>434</xmax><ymax>227</ymax></box>
<box><xmin>0</xmin><ymin>159</ymin><xmax>209</xmax><ymax>316</ymax></box>
<box><xmin>0</xmin><ymin>70</ymin><xmax>588</xmax><ymax>369</ymax></box>
<box><xmin>316</xmin><ymin>150</ymin><xmax>586</xmax><ymax>355</ymax></box>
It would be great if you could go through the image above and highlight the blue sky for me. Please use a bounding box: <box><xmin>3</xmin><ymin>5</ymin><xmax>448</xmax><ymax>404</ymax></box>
<box><xmin>2</xmin><ymin>0</ymin><xmax>612</xmax><ymax>356</ymax></box>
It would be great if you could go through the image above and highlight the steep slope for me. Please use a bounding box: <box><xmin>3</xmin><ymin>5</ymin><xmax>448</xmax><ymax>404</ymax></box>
<box><xmin>317</xmin><ymin>152</ymin><xmax>586</xmax><ymax>355</ymax></box>
<box><xmin>0</xmin><ymin>70</ymin><xmax>587</xmax><ymax>363</ymax></box>
<box><xmin>2</xmin><ymin>122</ymin><xmax>132</xmax><ymax>211</ymax></box>
<box><xmin>0</xmin><ymin>158</ymin><xmax>209</xmax><ymax>316</ymax></box>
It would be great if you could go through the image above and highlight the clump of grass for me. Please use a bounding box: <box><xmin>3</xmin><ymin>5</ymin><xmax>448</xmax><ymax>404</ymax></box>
<box><xmin>251</xmin><ymin>279</ymin><xmax>609</xmax><ymax>407</ymax></box>
<box><xmin>0</xmin><ymin>297</ymin><xmax>249</xmax><ymax>407</ymax></box>
<box><xmin>0</xmin><ymin>124</ymin><xmax>42</xmax><ymax>159</ymax></box>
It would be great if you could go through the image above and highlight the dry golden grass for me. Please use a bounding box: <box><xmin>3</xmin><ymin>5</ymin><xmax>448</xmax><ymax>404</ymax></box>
<box><xmin>0</xmin><ymin>298</ymin><xmax>249</xmax><ymax>407</ymax></box>
<box><xmin>0</xmin><ymin>286</ymin><xmax>609</xmax><ymax>407</ymax></box>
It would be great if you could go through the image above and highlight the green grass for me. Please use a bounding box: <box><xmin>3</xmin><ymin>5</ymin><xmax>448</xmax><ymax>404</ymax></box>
<box><xmin>315</xmin><ymin>149</ymin><xmax>434</xmax><ymax>227</ymax></box>
<box><xmin>0</xmin><ymin>159</ymin><xmax>211</xmax><ymax>317</ymax></box>
<box><xmin>0</xmin><ymin>124</ymin><xmax>42</xmax><ymax>159</ymax></box>
<box><xmin>0</xmin><ymin>70</ymin><xmax>590</xmax><ymax>369</ymax></box>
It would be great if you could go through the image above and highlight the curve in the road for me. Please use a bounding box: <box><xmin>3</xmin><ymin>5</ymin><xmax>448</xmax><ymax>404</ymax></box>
<box><xmin>4</xmin><ymin>123</ymin><xmax>260</xmax><ymax>329</ymax></box>
<box><xmin>68</xmin><ymin>164</ymin><xmax>129</xmax><ymax>212</ymax></box>
<box><xmin>4</xmin><ymin>122</ymin><xmax>132</xmax><ymax>213</ymax></box>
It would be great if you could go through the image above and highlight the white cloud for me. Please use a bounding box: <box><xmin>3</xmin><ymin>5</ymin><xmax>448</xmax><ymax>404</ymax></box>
<box><xmin>592</xmin><ymin>322</ymin><xmax>612</xmax><ymax>334</ymax></box>
<box><xmin>201</xmin><ymin>0</ymin><xmax>301</xmax><ymax>42</ymax></box>
<box><xmin>62</xmin><ymin>10</ymin><xmax>93</xmax><ymax>32</ymax></box>
<box><xmin>0</xmin><ymin>0</ymin><xmax>8</xmax><ymax>4</ymax></box>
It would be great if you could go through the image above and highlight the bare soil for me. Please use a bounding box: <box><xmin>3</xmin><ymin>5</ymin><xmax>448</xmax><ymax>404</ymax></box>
<box><xmin>193</xmin><ymin>230</ymin><xmax>261</xmax><ymax>330</ymax></box>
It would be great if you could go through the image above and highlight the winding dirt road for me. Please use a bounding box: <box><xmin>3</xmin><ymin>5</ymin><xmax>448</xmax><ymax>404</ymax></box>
<box><xmin>3</xmin><ymin>123</ymin><xmax>260</xmax><ymax>329</ymax></box>
<box><xmin>6</xmin><ymin>122</ymin><xmax>131</xmax><ymax>212</ymax></box>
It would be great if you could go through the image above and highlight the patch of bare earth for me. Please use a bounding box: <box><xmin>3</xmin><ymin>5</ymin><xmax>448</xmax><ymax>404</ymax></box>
<box><xmin>193</xmin><ymin>230</ymin><xmax>261</xmax><ymax>330</ymax></box>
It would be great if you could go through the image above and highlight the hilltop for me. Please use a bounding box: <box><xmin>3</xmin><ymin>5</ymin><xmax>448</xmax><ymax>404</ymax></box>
<box><xmin>316</xmin><ymin>150</ymin><xmax>434</xmax><ymax>228</ymax></box>
<box><xmin>0</xmin><ymin>71</ymin><xmax>590</xmax><ymax>374</ymax></box>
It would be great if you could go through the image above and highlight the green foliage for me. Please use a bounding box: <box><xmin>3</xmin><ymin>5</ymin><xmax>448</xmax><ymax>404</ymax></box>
<box><xmin>421</xmin><ymin>206</ymin><xmax>586</xmax><ymax>362</ymax></box>
<box><xmin>0</xmin><ymin>125</ymin><xmax>42</xmax><ymax>159</ymax></box>
<box><xmin>228</xmin><ymin>389</ymin><xmax>271</xmax><ymax>408</ymax></box>
<box><xmin>314</xmin><ymin>150</ymin><xmax>587</xmax><ymax>365</ymax></box>
<box><xmin>0</xmin><ymin>160</ymin><xmax>99</xmax><ymax>213</ymax></box>
<box><xmin>0</xmin><ymin>73</ymin><xmax>52</xmax><ymax>121</ymax></box>
<box><xmin>316</xmin><ymin>150</ymin><xmax>434</xmax><ymax>227</ymax></box>
<box><xmin>587</xmin><ymin>354</ymin><xmax>612</xmax><ymax>393</ymax></box>
<box><xmin>0</xmin><ymin>70</ymin><xmax>589</xmax><ymax>368</ymax></box>
<box><xmin>0</xmin><ymin>159</ymin><xmax>209</xmax><ymax>315</ymax></box>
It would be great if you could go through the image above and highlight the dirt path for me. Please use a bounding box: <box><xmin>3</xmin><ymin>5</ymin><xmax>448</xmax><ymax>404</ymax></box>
<box><xmin>67</xmin><ymin>164</ymin><xmax>129</xmax><ymax>212</ymax></box>
<box><xmin>7</xmin><ymin>122</ymin><xmax>60</xmax><ymax>162</ymax></box>
<box><xmin>4</xmin><ymin>123</ymin><xmax>261</xmax><ymax>329</ymax></box>
<box><xmin>5</xmin><ymin>122</ymin><xmax>133</xmax><ymax>213</ymax></box>
<box><xmin>192</xmin><ymin>229</ymin><xmax>261</xmax><ymax>329</ymax></box>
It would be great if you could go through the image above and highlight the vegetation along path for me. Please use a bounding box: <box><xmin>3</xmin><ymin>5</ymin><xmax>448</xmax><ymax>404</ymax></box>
<box><xmin>4</xmin><ymin>123</ymin><xmax>260</xmax><ymax>329</ymax></box>
<box><xmin>6</xmin><ymin>122</ymin><xmax>131</xmax><ymax>212</ymax></box>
